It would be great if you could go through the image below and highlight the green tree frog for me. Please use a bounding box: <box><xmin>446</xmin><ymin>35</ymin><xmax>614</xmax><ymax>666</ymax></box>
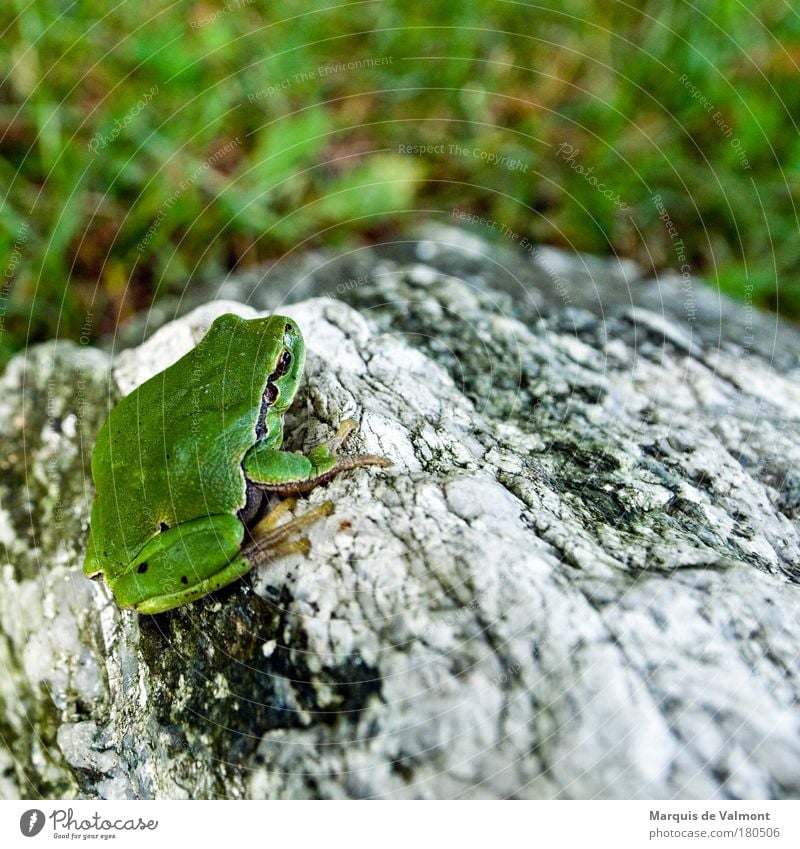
<box><xmin>83</xmin><ymin>312</ymin><xmax>390</xmax><ymax>614</ymax></box>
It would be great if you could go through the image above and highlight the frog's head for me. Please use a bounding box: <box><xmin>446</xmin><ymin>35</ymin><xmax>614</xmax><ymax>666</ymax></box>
<box><xmin>260</xmin><ymin>314</ymin><xmax>305</xmax><ymax>414</ymax></box>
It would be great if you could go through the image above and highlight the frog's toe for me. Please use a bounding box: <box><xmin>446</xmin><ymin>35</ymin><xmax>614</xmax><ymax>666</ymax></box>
<box><xmin>245</xmin><ymin>499</ymin><xmax>334</xmax><ymax>562</ymax></box>
<box><xmin>322</xmin><ymin>418</ymin><xmax>358</xmax><ymax>452</ymax></box>
<box><xmin>269</xmin><ymin>538</ymin><xmax>312</xmax><ymax>559</ymax></box>
<box><xmin>252</xmin><ymin>496</ymin><xmax>298</xmax><ymax>532</ymax></box>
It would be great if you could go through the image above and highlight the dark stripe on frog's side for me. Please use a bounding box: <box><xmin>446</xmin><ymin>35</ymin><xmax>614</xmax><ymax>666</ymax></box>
<box><xmin>254</xmin><ymin>347</ymin><xmax>294</xmax><ymax>439</ymax></box>
<box><xmin>246</xmin><ymin>344</ymin><xmax>297</xmax><ymax>524</ymax></box>
<box><xmin>254</xmin><ymin>384</ymin><xmax>277</xmax><ymax>440</ymax></box>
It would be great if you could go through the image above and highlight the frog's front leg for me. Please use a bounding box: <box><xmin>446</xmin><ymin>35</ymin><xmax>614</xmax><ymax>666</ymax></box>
<box><xmin>243</xmin><ymin>418</ymin><xmax>391</xmax><ymax>496</ymax></box>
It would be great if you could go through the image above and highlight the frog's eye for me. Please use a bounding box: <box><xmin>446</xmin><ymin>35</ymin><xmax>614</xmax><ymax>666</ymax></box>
<box><xmin>273</xmin><ymin>349</ymin><xmax>292</xmax><ymax>378</ymax></box>
<box><xmin>263</xmin><ymin>384</ymin><xmax>279</xmax><ymax>405</ymax></box>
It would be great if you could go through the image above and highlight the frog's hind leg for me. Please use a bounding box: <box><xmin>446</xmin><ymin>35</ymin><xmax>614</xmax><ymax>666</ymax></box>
<box><xmin>243</xmin><ymin>498</ymin><xmax>334</xmax><ymax>564</ymax></box>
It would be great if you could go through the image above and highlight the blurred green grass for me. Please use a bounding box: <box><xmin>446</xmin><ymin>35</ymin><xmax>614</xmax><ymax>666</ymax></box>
<box><xmin>1</xmin><ymin>0</ymin><xmax>799</xmax><ymax>362</ymax></box>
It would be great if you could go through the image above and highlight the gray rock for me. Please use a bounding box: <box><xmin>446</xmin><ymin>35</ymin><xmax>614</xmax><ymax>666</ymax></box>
<box><xmin>1</xmin><ymin>226</ymin><xmax>799</xmax><ymax>799</ymax></box>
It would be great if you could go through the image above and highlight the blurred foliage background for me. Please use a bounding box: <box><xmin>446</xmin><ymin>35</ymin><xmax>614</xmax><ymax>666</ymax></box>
<box><xmin>1</xmin><ymin>0</ymin><xmax>799</xmax><ymax>363</ymax></box>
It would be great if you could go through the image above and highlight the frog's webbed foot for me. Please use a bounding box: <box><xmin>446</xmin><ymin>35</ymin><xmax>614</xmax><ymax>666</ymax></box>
<box><xmin>246</xmin><ymin>418</ymin><xmax>392</xmax><ymax>497</ymax></box>
<box><xmin>242</xmin><ymin>497</ymin><xmax>334</xmax><ymax>564</ymax></box>
<box><xmin>323</xmin><ymin>417</ymin><xmax>358</xmax><ymax>453</ymax></box>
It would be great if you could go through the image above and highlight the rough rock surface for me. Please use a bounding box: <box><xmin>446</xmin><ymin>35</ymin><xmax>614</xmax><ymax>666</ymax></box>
<box><xmin>1</xmin><ymin>225</ymin><xmax>799</xmax><ymax>799</ymax></box>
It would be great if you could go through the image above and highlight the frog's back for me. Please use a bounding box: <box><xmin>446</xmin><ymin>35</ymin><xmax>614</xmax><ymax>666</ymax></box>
<box><xmin>85</xmin><ymin>313</ymin><xmax>285</xmax><ymax>579</ymax></box>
